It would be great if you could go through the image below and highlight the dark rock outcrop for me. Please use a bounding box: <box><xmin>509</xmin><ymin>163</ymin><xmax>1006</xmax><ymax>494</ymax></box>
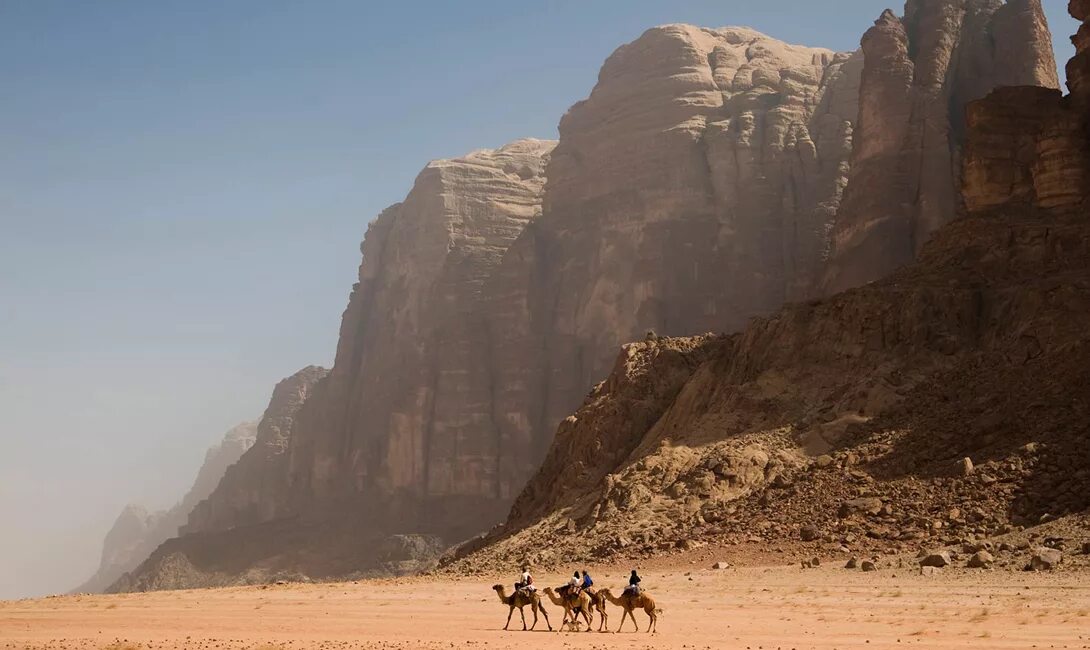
<box><xmin>823</xmin><ymin>0</ymin><xmax>1058</xmax><ymax>293</ymax></box>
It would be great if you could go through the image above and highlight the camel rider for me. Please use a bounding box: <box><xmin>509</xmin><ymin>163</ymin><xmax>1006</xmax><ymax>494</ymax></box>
<box><xmin>580</xmin><ymin>569</ymin><xmax>594</xmax><ymax>594</ymax></box>
<box><xmin>565</xmin><ymin>571</ymin><xmax>581</xmax><ymax>596</ymax></box>
<box><xmin>517</xmin><ymin>566</ymin><xmax>535</xmax><ymax>593</ymax></box>
<box><xmin>624</xmin><ymin>569</ymin><xmax>642</xmax><ymax>597</ymax></box>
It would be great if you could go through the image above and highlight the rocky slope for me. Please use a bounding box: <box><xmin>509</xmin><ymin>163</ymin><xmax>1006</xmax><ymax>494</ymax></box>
<box><xmin>446</xmin><ymin>3</ymin><xmax>1090</xmax><ymax>573</ymax></box>
<box><xmin>74</xmin><ymin>421</ymin><xmax>256</xmax><ymax>593</ymax></box>
<box><xmin>822</xmin><ymin>0</ymin><xmax>1058</xmax><ymax>293</ymax></box>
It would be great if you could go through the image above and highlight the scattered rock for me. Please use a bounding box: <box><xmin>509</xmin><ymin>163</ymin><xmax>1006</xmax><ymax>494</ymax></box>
<box><xmin>1028</xmin><ymin>547</ymin><xmax>1062</xmax><ymax>571</ymax></box>
<box><xmin>920</xmin><ymin>565</ymin><xmax>941</xmax><ymax>576</ymax></box>
<box><xmin>800</xmin><ymin>525</ymin><xmax>820</xmax><ymax>542</ymax></box>
<box><xmin>959</xmin><ymin>457</ymin><xmax>974</xmax><ymax>476</ymax></box>
<box><xmin>838</xmin><ymin>497</ymin><xmax>883</xmax><ymax>518</ymax></box>
<box><xmin>845</xmin><ymin>557</ymin><xmax>859</xmax><ymax>569</ymax></box>
<box><xmin>861</xmin><ymin>560</ymin><xmax>877</xmax><ymax>572</ymax></box>
<box><xmin>968</xmin><ymin>551</ymin><xmax>994</xmax><ymax>569</ymax></box>
<box><xmin>918</xmin><ymin>552</ymin><xmax>952</xmax><ymax>568</ymax></box>
<box><xmin>712</xmin><ymin>561</ymin><xmax>731</xmax><ymax>570</ymax></box>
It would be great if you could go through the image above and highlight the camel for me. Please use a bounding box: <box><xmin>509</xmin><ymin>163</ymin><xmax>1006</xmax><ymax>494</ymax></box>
<box><xmin>491</xmin><ymin>584</ymin><xmax>552</xmax><ymax>631</ymax></box>
<box><xmin>601</xmin><ymin>587</ymin><xmax>658</xmax><ymax>633</ymax></box>
<box><xmin>541</xmin><ymin>586</ymin><xmax>594</xmax><ymax>632</ymax></box>
<box><xmin>585</xmin><ymin>588</ymin><xmax>609</xmax><ymax>631</ymax></box>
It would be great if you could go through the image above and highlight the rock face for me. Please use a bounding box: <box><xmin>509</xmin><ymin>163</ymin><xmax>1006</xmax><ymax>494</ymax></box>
<box><xmin>184</xmin><ymin>366</ymin><xmax>328</xmax><ymax>534</ymax></box>
<box><xmin>281</xmin><ymin>140</ymin><xmax>557</xmax><ymax>540</ymax></box>
<box><xmin>115</xmin><ymin>7</ymin><xmax>1073</xmax><ymax>587</ymax></box>
<box><xmin>445</xmin><ymin>10</ymin><xmax>1090</xmax><ymax>570</ymax></box>
<box><xmin>190</xmin><ymin>29</ymin><xmax>864</xmax><ymax>554</ymax></box>
<box><xmin>522</xmin><ymin>26</ymin><xmax>861</xmax><ymax>437</ymax></box>
<box><xmin>74</xmin><ymin>421</ymin><xmax>256</xmax><ymax>593</ymax></box>
<box><xmin>960</xmin><ymin>0</ymin><xmax>1090</xmax><ymax>215</ymax></box>
<box><xmin>823</xmin><ymin>0</ymin><xmax>1058</xmax><ymax>293</ymax></box>
<box><xmin>286</xmin><ymin>29</ymin><xmax>862</xmax><ymax>543</ymax></box>
<box><xmin>1070</xmin><ymin>0</ymin><xmax>1090</xmax><ymax>101</ymax></box>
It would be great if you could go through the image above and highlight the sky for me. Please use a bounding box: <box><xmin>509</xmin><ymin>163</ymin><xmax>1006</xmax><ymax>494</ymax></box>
<box><xmin>0</xmin><ymin>0</ymin><xmax>1078</xmax><ymax>600</ymax></box>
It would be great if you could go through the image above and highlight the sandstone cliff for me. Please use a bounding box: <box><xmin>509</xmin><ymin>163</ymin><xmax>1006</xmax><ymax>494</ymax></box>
<box><xmin>447</xmin><ymin>5</ymin><xmax>1090</xmax><ymax>572</ymax></box>
<box><xmin>272</xmin><ymin>29</ymin><xmax>864</xmax><ymax>545</ymax></box>
<box><xmin>822</xmin><ymin>0</ymin><xmax>1059</xmax><ymax>293</ymax></box>
<box><xmin>74</xmin><ymin>421</ymin><xmax>256</xmax><ymax>593</ymax></box>
<box><xmin>508</xmin><ymin>26</ymin><xmax>862</xmax><ymax>467</ymax></box>
<box><xmin>281</xmin><ymin>139</ymin><xmax>557</xmax><ymax>540</ymax></box>
<box><xmin>184</xmin><ymin>366</ymin><xmax>328</xmax><ymax>534</ymax></box>
<box><xmin>115</xmin><ymin>5</ymin><xmax>1070</xmax><ymax>589</ymax></box>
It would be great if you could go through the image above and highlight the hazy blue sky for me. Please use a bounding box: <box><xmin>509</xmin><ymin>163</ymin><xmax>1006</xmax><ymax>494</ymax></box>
<box><xmin>0</xmin><ymin>0</ymin><xmax>1078</xmax><ymax>599</ymax></box>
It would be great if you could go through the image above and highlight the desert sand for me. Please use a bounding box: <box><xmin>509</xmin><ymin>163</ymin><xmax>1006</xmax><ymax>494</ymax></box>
<box><xmin>3</xmin><ymin>564</ymin><xmax>1090</xmax><ymax>650</ymax></box>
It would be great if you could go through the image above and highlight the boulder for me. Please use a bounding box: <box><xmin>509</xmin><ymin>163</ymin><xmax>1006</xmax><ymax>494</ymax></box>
<box><xmin>861</xmin><ymin>560</ymin><xmax>877</xmax><ymax>572</ymax></box>
<box><xmin>968</xmin><ymin>551</ymin><xmax>994</xmax><ymax>569</ymax></box>
<box><xmin>800</xmin><ymin>525</ymin><xmax>820</xmax><ymax>542</ymax></box>
<box><xmin>1028</xmin><ymin>548</ymin><xmax>1062</xmax><ymax>571</ymax></box>
<box><xmin>919</xmin><ymin>552</ymin><xmax>952</xmax><ymax>568</ymax></box>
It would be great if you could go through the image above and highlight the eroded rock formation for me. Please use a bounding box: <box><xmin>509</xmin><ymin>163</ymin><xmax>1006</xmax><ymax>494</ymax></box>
<box><xmin>184</xmin><ymin>366</ymin><xmax>328</xmax><ymax>534</ymax></box>
<box><xmin>446</xmin><ymin>4</ymin><xmax>1090</xmax><ymax>573</ymax></box>
<box><xmin>279</xmin><ymin>140</ymin><xmax>557</xmax><ymax>540</ymax></box>
<box><xmin>118</xmin><ymin>4</ymin><xmax>1072</xmax><ymax>589</ymax></box>
<box><xmin>514</xmin><ymin>26</ymin><xmax>862</xmax><ymax>456</ymax></box>
<box><xmin>74</xmin><ymin>421</ymin><xmax>256</xmax><ymax>593</ymax></box>
<box><xmin>822</xmin><ymin>0</ymin><xmax>1059</xmax><ymax>293</ymax></box>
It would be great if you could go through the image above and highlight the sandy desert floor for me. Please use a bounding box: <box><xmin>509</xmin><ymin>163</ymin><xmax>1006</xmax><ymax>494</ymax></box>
<box><xmin>3</xmin><ymin>564</ymin><xmax>1090</xmax><ymax>650</ymax></box>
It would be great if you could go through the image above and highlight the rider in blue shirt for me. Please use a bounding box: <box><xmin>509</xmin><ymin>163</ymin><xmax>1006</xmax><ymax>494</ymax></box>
<box><xmin>581</xmin><ymin>569</ymin><xmax>593</xmax><ymax>592</ymax></box>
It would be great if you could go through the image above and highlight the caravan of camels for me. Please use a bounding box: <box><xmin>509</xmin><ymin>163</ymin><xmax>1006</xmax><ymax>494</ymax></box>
<box><xmin>492</xmin><ymin>569</ymin><xmax>659</xmax><ymax>633</ymax></box>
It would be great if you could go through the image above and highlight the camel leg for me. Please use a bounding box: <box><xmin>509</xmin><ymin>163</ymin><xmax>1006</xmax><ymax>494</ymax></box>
<box><xmin>598</xmin><ymin>607</ymin><xmax>607</xmax><ymax>632</ymax></box>
<box><xmin>615</xmin><ymin>609</ymin><xmax>629</xmax><ymax>633</ymax></box>
<box><xmin>530</xmin><ymin>604</ymin><xmax>539</xmax><ymax>630</ymax></box>
<box><xmin>519</xmin><ymin>606</ymin><xmax>528</xmax><ymax>631</ymax></box>
<box><xmin>581</xmin><ymin>608</ymin><xmax>592</xmax><ymax>632</ymax></box>
<box><xmin>538</xmin><ymin>602</ymin><xmax>553</xmax><ymax>631</ymax></box>
<box><xmin>648</xmin><ymin>609</ymin><xmax>657</xmax><ymax>633</ymax></box>
<box><xmin>504</xmin><ymin>606</ymin><xmax>514</xmax><ymax>630</ymax></box>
